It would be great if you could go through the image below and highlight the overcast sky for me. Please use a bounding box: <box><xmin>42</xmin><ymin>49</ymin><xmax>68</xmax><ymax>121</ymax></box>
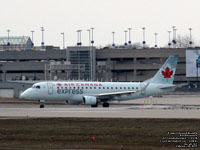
<box><xmin>0</xmin><ymin>0</ymin><xmax>200</xmax><ymax>48</ymax></box>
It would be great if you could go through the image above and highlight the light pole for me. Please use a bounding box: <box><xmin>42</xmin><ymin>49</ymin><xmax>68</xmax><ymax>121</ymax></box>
<box><xmin>154</xmin><ymin>33</ymin><xmax>158</xmax><ymax>48</ymax></box>
<box><xmin>189</xmin><ymin>28</ymin><xmax>192</xmax><ymax>47</ymax></box>
<box><xmin>79</xmin><ymin>30</ymin><xmax>82</xmax><ymax>46</ymax></box>
<box><xmin>77</xmin><ymin>30</ymin><xmax>82</xmax><ymax>46</ymax></box>
<box><xmin>61</xmin><ymin>32</ymin><xmax>65</xmax><ymax>49</ymax></box>
<box><xmin>41</xmin><ymin>27</ymin><xmax>45</xmax><ymax>46</ymax></box>
<box><xmin>124</xmin><ymin>30</ymin><xmax>127</xmax><ymax>46</ymax></box>
<box><xmin>174</xmin><ymin>29</ymin><xmax>177</xmax><ymax>42</ymax></box>
<box><xmin>128</xmin><ymin>28</ymin><xmax>132</xmax><ymax>44</ymax></box>
<box><xmin>87</xmin><ymin>29</ymin><xmax>93</xmax><ymax>81</ymax></box>
<box><xmin>87</xmin><ymin>29</ymin><xmax>91</xmax><ymax>46</ymax></box>
<box><xmin>7</xmin><ymin>29</ymin><xmax>10</xmax><ymax>46</ymax></box>
<box><xmin>31</xmin><ymin>31</ymin><xmax>34</xmax><ymax>46</ymax></box>
<box><xmin>76</xmin><ymin>30</ymin><xmax>82</xmax><ymax>80</ymax></box>
<box><xmin>90</xmin><ymin>27</ymin><xmax>95</xmax><ymax>81</ymax></box>
<box><xmin>142</xmin><ymin>27</ymin><xmax>146</xmax><ymax>46</ymax></box>
<box><xmin>91</xmin><ymin>27</ymin><xmax>94</xmax><ymax>46</ymax></box>
<box><xmin>77</xmin><ymin>30</ymin><xmax>79</xmax><ymax>46</ymax></box>
<box><xmin>172</xmin><ymin>26</ymin><xmax>176</xmax><ymax>46</ymax></box>
<box><xmin>168</xmin><ymin>31</ymin><xmax>171</xmax><ymax>47</ymax></box>
<box><xmin>112</xmin><ymin>31</ymin><xmax>115</xmax><ymax>47</ymax></box>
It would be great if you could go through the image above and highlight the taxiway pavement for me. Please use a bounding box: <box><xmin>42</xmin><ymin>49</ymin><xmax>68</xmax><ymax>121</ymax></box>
<box><xmin>0</xmin><ymin>95</ymin><xmax>200</xmax><ymax>119</ymax></box>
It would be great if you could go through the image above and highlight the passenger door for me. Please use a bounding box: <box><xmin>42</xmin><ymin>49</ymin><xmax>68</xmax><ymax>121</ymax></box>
<box><xmin>47</xmin><ymin>83</ymin><xmax>53</xmax><ymax>94</ymax></box>
<box><xmin>140</xmin><ymin>83</ymin><xmax>146</xmax><ymax>95</ymax></box>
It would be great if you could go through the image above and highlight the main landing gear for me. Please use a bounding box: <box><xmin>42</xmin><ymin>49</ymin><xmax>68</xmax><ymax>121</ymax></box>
<box><xmin>91</xmin><ymin>102</ymin><xmax>110</xmax><ymax>107</ymax></box>
<box><xmin>91</xmin><ymin>103</ymin><xmax>98</xmax><ymax>107</ymax></box>
<box><xmin>103</xmin><ymin>102</ymin><xmax>109</xmax><ymax>107</ymax></box>
<box><xmin>39</xmin><ymin>100</ymin><xmax>45</xmax><ymax>108</ymax></box>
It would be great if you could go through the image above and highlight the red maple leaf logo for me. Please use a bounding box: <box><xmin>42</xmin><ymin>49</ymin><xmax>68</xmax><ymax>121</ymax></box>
<box><xmin>161</xmin><ymin>67</ymin><xmax>173</xmax><ymax>78</ymax></box>
<box><xmin>57</xmin><ymin>83</ymin><xmax>62</xmax><ymax>86</ymax></box>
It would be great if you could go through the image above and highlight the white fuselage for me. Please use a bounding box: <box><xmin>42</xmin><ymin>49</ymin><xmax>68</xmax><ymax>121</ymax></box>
<box><xmin>21</xmin><ymin>81</ymin><xmax>172</xmax><ymax>104</ymax></box>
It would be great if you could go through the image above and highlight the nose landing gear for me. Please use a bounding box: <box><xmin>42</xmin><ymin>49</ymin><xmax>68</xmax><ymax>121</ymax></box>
<box><xmin>39</xmin><ymin>100</ymin><xmax>45</xmax><ymax>108</ymax></box>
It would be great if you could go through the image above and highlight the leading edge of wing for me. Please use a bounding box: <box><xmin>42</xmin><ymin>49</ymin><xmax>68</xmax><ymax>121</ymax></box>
<box><xmin>91</xmin><ymin>90</ymin><xmax>136</xmax><ymax>99</ymax></box>
<box><xmin>90</xmin><ymin>82</ymin><xmax>150</xmax><ymax>99</ymax></box>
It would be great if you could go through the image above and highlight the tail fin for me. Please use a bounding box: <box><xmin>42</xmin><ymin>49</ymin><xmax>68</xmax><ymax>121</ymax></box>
<box><xmin>146</xmin><ymin>54</ymin><xmax>178</xmax><ymax>85</ymax></box>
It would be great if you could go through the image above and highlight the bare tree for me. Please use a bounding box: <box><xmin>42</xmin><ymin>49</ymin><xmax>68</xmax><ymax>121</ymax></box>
<box><xmin>132</xmin><ymin>42</ymin><xmax>144</xmax><ymax>49</ymax></box>
<box><xmin>176</xmin><ymin>34</ymin><xmax>194</xmax><ymax>48</ymax></box>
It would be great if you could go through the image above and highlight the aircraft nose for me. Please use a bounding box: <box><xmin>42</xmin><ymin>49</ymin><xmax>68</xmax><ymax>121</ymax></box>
<box><xmin>20</xmin><ymin>90</ymin><xmax>29</xmax><ymax>99</ymax></box>
<box><xmin>20</xmin><ymin>91</ymin><xmax>25</xmax><ymax>99</ymax></box>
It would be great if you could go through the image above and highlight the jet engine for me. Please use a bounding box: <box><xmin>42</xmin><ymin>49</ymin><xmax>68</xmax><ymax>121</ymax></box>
<box><xmin>82</xmin><ymin>96</ymin><xmax>97</xmax><ymax>105</ymax></box>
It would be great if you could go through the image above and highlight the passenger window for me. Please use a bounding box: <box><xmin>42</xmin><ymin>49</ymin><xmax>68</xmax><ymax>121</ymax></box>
<box><xmin>82</xmin><ymin>87</ymin><xmax>84</xmax><ymax>89</ymax></box>
<box><xmin>36</xmin><ymin>86</ymin><xmax>40</xmax><ymax>89</ymax></box>
<box><xmin>107</xmin><ymin>87</ymin><xmax>109</xmax><ymax>89</ymax></box>
<box><xmin>115</xmin><ymin>87</ymin><xmax>118</xmax><ymax>89</ymax></box>
<box><xmin>132</xmin><ymin>87</ymin><xmax>134</xmax><ymax>89</ymax></box>
<box><xmin>136</xmin><ymin>87</ymin><xmax>138</xmax><ymax>89</ymax></box>
<box><xmin>86</xmin><ymin>87</ymin><xmax>88</xmax><ymax>89</ymax></box>
<box><xmin>90</xmin><ymin>87</ymin><xmax>92</xmax><ymax>89</ymax></box>
<box><xmin>120</xmin><ymin>87</ymin><xmax>122</xmax><ymax>89</ymax></box>
<box><xmin>124</xmin><ymin>87</ymin><xmax>126</xmax><ymax>89</ymax></box>
<box><xmin>128</xmin><ymin>87</ymin><xmax>130</xmax><ymax>89</ymax></box>
<box><xmin>111</xmin><ymin>87</ymin><xmax>113</xmax><ymax>89</ymax></box>
<box><xmin>94</xmin><ymin>87</ymin><xmax>96</xmax><ymax>89</ymax></box>
<box><xmin>103</xmin><ymin>87</ymin><xmax>105</xmax><ymax>89</ymax></box>
<box><xmin>99</xmin><ymin>87</ymin><xmax>101</xmax><ymax>89</ymax></box>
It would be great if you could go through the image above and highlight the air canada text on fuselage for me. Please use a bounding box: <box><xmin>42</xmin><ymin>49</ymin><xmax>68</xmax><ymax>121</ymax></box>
<box><xmin>55</xmin><ymin>82</ymin><xmax>103</xmax><ymax>87</ymax></box>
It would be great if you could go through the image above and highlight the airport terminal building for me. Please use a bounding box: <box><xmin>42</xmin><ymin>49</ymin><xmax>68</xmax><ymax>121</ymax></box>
<box><xmin>0</xmin><ymin>46</ymin><xmax>195</xmax><ymax>83</ymax></box>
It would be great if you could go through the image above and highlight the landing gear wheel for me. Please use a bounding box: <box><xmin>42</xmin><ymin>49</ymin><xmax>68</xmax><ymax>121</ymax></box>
<box><xmin>40</xmin><ymin>104</ymin><xmax>45</xmax><ymax>108</ymax></box>
<box><xmin>91</xmin><ymin>103</ymin><xmax>98</xmax><ymax>107</ymax></box>
<box><xmin>103</xmin><ymin>102</ymin><xmax>109</xmax><ymax>107</ymax></box>
<box><xmin>39</xmin><ymin>100</ymin><xmax>45</xmax><ymax>108</ymax></box>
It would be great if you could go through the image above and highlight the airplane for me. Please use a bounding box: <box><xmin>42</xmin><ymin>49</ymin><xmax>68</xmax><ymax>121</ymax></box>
<box><xmin>20</xmin><ymin>54</ymin><xmax>179</xmax><ymax>108</ymax></box>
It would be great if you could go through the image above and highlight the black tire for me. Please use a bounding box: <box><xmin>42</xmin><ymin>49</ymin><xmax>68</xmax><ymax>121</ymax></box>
<box><xmin>40</xmin><ymin>104</ymin><xmax>45</xmax><ymax>108</ymax></box>
<box><xmin>91</xmin><ymin>103</ymin><xmax>98</xmax><ymax>107</ymax></box>
<box><xmin>103</xmin><ymin>102</ymin><xmax>109</xmax><ymax>107</ymax></box>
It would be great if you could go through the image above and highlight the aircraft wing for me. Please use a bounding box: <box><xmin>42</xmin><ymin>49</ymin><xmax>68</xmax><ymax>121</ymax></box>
<box><xmin>91</xmin><ymin>90</ymin><xmax>136</xmax><ymax>100</ymax></box>
<box><xmin>91</xmin><ymin>82</ymin><xmax>150</xmax><ymax>100</ymax></box>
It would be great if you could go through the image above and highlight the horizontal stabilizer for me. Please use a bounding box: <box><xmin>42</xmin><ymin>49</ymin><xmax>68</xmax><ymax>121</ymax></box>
<box><xmin>160</xmin><ymin>83</ymin><xmax>188</xmax><ymax>89</ymax></box>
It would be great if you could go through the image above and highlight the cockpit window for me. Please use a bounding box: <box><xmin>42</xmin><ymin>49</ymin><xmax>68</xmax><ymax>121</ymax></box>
<box><xmin>36</xmin><ymin>86</ymin><xmax>40</xmax><ymax>89</ymax></box>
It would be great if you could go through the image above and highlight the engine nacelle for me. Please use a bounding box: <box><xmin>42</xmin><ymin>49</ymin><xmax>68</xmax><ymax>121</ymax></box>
<box><xmin>82</xmin><ymin>96</ymin><xmax>97</xmax><ymax>105</ymax></box>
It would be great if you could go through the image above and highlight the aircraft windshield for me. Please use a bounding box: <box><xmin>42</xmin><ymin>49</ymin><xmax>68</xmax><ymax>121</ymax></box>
<box><xmin>32</xmin><ymin>85</ymin><xmax>40</xmax><ymax>89</ymax></box>
<box><xmin>36</xmin><ymin>86</ymin><xmax>40</xmax><ymax>89</ymax></box>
